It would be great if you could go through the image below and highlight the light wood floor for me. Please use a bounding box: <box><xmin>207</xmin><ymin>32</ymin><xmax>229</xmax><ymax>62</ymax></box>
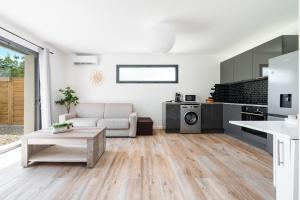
<box><xmin>0</xmin><ymin>130</ymin><xmax>274</xmax><ymax>200</ymax></box>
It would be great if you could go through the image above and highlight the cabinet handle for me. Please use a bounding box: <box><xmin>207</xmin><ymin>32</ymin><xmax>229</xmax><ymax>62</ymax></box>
<box><xmin>277</xmin><ymin>140</ymin><xmax>284</xmax><ymax>166</ymax></box>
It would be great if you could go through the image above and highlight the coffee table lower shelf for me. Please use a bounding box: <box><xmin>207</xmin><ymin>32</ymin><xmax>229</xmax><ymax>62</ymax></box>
<box><xmin>22</xmin><ymin>127</ymin><xmax>106</xmax><ymax>168</ymax></box>
<box><xmin>29</xmin><ymin>145</ymin><xmax>87</xmax><ymax>163</ymax></box>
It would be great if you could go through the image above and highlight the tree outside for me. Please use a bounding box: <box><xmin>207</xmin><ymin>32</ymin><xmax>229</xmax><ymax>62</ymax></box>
<box><xmin>0</xmin><ymin>55</ymin><xmax>25</xmax><ymax>77</ymax></box>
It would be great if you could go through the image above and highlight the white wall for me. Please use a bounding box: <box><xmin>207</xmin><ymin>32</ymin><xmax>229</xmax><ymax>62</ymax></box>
<box><xmin>0</xmin><ymin>17</ymin><xmax>67</xmax><ymax>123</ymax></box>
<box><xmin>64</xmin><ymin>54</ymin><xmax>220</xmax><ymax>127</ymax></box>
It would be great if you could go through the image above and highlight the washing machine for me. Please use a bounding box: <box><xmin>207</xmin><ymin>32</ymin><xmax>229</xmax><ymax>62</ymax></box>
<box><xmin>180</xmin><ymin>104</ymin><xmax>201</xmax><ymax>133</ymax></box>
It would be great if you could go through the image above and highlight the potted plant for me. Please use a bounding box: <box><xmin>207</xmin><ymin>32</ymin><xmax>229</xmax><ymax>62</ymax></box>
<box><xmin>55</xmin><ymin>87</ymin><xmax>79</xmax><ymax>113</ymax></box>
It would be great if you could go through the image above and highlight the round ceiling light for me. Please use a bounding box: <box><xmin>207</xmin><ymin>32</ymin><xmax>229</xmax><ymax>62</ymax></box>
<box><xmin>145</xmin><ymin>23</ymin><xmax>176</xmax><ymax>54</ymax></box>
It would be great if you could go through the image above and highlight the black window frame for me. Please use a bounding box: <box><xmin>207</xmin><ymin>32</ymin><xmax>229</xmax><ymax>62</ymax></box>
<box><xmin>116</xmin><ymin>65</ymin><xmax>179</xmax><ymax>84</ymax></box>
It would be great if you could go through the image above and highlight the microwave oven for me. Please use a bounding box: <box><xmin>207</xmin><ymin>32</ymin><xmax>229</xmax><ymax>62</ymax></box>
<box><xmin>185</xmin><ymin>95</ymin><xmax>196</xmax><ymax>102</ymax></box>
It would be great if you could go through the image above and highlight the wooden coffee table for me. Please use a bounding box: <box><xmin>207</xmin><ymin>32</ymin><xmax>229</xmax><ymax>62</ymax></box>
<box><xmin>21</xmin><ymin>127</ymin><xmax>106</xmax><ymax>168</ymax></box>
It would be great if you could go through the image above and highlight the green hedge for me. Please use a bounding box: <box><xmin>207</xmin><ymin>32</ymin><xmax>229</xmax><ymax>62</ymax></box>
<box><xmin>0</xmin><ymin>55</ymin><xmax>25</xmax><ymax>77</ymax></box>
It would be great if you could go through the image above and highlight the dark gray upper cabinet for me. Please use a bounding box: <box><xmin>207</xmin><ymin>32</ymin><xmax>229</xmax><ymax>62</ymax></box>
<box><xmin>252</xmin><ymin>37</ymin><xmax>282</xmax><ymax>78</ymax></box>
<box><xmin>220</xmin><ymin>58</ymin><xmax>234</xmax><ymax>84</ymax></box>
<box><xmin>234</xmin><ymin>50</ymin><xmax>253</xmax><ymax>82</ymax></box>
<box><xmin>282</xmin><ymin>35</ymin><xmax>299</xmax><ymax>54</ymax></box>
<box><xmin>220</xmin><ymin>35</ymin><xmax>298</xmax><ymax>82</ymax></box>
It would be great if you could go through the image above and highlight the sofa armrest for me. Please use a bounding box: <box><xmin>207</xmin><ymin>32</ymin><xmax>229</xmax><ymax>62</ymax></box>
<box><xmin>59</xmin><ymin>113</ymin><xmax>77</xmax><ymax>123</ymax></box>
<box><xmin>129</xmin><ymin>112</ymin><xmax>137</xmax><ymax>137</ymax></box>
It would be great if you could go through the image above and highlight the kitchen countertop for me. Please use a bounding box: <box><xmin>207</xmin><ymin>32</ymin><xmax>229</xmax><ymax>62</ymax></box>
<box><xmin>229</xmin><ymin>121</ymin><xmax>299</xmax><ymax>140</ymax></box>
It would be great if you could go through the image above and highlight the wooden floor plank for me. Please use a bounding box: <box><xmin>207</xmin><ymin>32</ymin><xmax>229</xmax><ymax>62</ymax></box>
<box><xmin>0</xmin><ymin>130</ymin><xmax>274</xmax><ymax>200</ymax></box>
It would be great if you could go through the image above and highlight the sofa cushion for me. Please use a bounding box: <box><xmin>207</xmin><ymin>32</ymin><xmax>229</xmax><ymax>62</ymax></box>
<box><xmin>66</xmin><ymin>118</ymin><xmax>98</xmax><ymax>127</ymax></box>
<box><xmin>104</xmin><ymin>103</ymin><xmax>133</xmax><ymax>118</ymax></box>
<box><xmin>75</xmin><ymin>103</ymin><xmax>105</xmax><ymax>118</ymax></box>
<box><xmin>97</xmin><ymin>118</ymin><xmax>129</xmax><ymax>129</ymax></box>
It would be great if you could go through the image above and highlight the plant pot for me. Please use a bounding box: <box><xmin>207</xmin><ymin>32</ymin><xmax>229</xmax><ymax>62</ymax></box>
<box><xmin>52</xmin><ymin>126</ymin><xmax>72</xmax><ymax>134</ymax></box>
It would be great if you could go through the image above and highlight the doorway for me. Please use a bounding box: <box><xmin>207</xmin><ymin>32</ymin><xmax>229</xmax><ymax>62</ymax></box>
<box><xmin>0</xmin><ymin>39</ymin><xmax>39</xmax><ymax>151</ymax></box>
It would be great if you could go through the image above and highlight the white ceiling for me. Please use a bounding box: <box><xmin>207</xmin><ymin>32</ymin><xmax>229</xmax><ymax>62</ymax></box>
<box><xmin>0</xmin><ymin>0</ymin><xmax>297</xmax><ymax>54</ymax></box>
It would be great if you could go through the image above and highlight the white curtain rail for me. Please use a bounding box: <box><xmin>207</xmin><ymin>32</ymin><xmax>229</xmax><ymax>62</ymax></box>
<box><xmin>0</xmin><ymin>26</ymin><xmax>54</xmax><ymax>54</ymax></box>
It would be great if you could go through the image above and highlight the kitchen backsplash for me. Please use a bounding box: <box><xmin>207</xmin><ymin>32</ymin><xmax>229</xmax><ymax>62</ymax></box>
<box><xmin>211</xmin><ymin>77</ymin><xmax>268</xmax><ymax>105</ymax></box>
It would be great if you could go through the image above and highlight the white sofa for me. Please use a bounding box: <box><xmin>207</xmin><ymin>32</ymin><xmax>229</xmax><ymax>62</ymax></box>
<box><xmin>59</xmin><ymin>103</ymin><xmax>137</xmax><ymax>137</ymax></box>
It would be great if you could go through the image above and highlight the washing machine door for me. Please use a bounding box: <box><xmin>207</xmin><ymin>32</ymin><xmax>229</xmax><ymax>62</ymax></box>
<box><xmin>184</xmin><ymin>111</ymin><xmax>198</xmax><ymax>125</ymax></box>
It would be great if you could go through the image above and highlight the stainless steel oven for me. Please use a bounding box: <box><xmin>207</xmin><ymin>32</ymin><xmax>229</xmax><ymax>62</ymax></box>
<box><xmin>241</xmin><ymin>106</ymin><xmax>268</xmax><ymax>138</ymax></box>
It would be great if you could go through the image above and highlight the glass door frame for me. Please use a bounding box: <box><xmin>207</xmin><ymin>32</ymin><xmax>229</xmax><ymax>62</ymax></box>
<box><xmin>0</xmin><ymin>35</ymin><xmax>40</xmax><ymax>153</ymax></box>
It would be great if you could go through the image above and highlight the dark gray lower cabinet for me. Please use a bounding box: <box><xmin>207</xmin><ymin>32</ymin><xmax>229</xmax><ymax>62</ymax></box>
<box><xmin>241</xmin><ymin>131</ymin><xmax>267</xmax><ymax>150</ymax></box>
<box><xmin>223</xmin><ymin>104</ymin><xmax>242</xmax><ymax>139</ymax></box>
<box><xmin>164</xmin><ymin>104</ymin><xmax>180</xmax><ymax>133</ymax></box>
<box><xmin>201</xmin><ymin>104</ymin><xmax>223</xmax><ymax>133</ymax></box>
<box><xmin>223</xmin><ymin>104</ymin><xmax>271</xmax><ymax>153</ymax></box>
<box><xmin>266</xmin><ymin>135</ymin><xmax>273</xmax><ymax>154</ymax></box>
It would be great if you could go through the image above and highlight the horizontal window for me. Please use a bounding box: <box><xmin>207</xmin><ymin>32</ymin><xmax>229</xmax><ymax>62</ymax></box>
<box><xmin>116</xmin><ymin>65</ymin><xmax>178</xmax><ymax>83</ymax></box>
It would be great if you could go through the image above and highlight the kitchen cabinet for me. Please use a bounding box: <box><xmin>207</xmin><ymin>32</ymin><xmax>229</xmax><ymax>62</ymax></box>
<box><xmin>282</xmin><ymin>35</ymin><xmax>299</xmax><ymax>54</ymax></box>
<box><xmin>163</xmin><ymin>103</ymin><xmax>180</xmax><ymax>133</ymax></box>
<box><xmin>252</xmin><ymin>35</ymin><xmax>298</xmax><ymax>79</ymax></box>
<box><xmin>241</xmin><ymin>131</ymin><xmax>267</xmax><ymax>150</ymax></box>
<box><xmin>220</xmin><ymin>35</ymin><xmax>298</xmax><ymax>83</ymax></box>
<box><xmin>201</xmin><ymin>104</ymin><xmax>223</xmax><ymax>133</ymax></box>
<box><xmin>224</xmin><ymin>105</ymin><xmax>269</xmax><ymax>151</ymax></box>
<box><xmin>220</xmin><ymin>58</ymin><xmax>234</xmax><ymax>84</ymax></box>
<box><xmin>223</xmin><ymin>104</ymin><xmax>242</xmax><ymax>139</ymax></box>
<box><xmin>252</xmin><ymin>37</ymin><xmax>282</xmax><ymax>78</ymax></box>
<box><xmin>234</xmin><ymin>50</ymin><xmax>253</xmax><ymax>82</ymax></box>
<box><xmin>273</xmin><ymin>135</ymin><xmax>299</xmax><ymax>200</ymax></box>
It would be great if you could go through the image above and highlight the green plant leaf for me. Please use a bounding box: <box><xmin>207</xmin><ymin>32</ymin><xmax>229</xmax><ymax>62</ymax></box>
<box><xmin>55</xmin><ymin>87</ymin><xmax>79</xmax><ymax>112</ymax></box>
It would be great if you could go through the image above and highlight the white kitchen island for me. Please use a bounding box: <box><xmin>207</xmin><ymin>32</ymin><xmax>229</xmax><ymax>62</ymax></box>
<box><xmin>230</xmin><ymin>121</ymin><xmax>299</xmax><ymax>200</ymax></box>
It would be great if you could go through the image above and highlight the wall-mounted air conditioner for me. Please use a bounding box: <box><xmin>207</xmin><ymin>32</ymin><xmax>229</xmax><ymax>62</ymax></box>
<box><xmin>72</xmin><ymin>55</ymin><xmax>99</xmax><ymax>65</ymax></box>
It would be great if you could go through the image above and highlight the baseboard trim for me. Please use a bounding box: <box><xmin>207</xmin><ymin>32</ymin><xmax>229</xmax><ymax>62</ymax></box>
<box><xmin>153</xmin><ymin>126</ymin><xmax>163</xmax><ymax>129</ymax></box>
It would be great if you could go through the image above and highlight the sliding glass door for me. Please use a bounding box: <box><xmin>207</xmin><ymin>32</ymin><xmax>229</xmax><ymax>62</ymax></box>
<box><xmin>0</xmin><ymin>39</ymin><xmax>39</xmax><ymax>149</ymax></box>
